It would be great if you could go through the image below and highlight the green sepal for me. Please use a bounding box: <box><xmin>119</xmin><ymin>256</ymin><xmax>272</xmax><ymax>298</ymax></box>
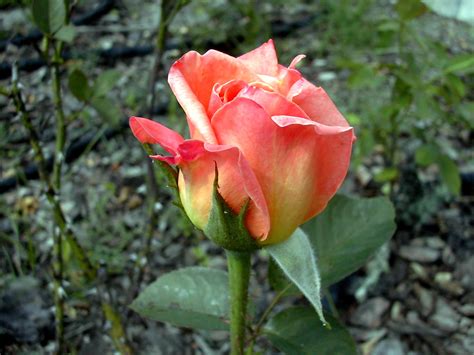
<box><xmin>142</xmin><ymin>143</ymin><xmax>182</xmax><ymax>208</ymax></box>
<box><xmin>203</xmin><ymin>165</ymin><xmax>260</xmax><ymax>252</ymax></box>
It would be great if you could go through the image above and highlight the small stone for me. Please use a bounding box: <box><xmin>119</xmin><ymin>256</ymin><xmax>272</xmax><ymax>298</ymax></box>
<box><xmin>127</xmin><ymin>194</ymin><xmax>143</xmax><ymax>209</ymax></box>
<box><xmin>459</xmin><ymin>317</ymin><xmax>472</xmax><ymax>331</ymax></box>
<box><xmin>372</xmin><ymin>337</ymin><xmax>405</xmax><ymax>355</ymax></box>
<box><xmin>425</xmin><ymin>237</ymin><xmax>446</xmax><ymax>249</ymax></box>
<box><xmin>430</xmin><ymin>298</ymin><xmax>460</xmax><ymax>333</ymax></box>
<box><xmin>455</xmin><ymin>256</ymin><xmax>474</xmax><ymax>291</ymax></box>
<box><xmin>399</xmin><ymin>245</ymin><xmax>440</xmax><ymax>263</ymax></box>
<box><xmin>318</xmin><ymin>71</ymin><xmax>337</xmax><ymax>81</ymax></box>
<box><xmin>458</xmin><ymin>304</ymin><xmax>474</xmax><ymax>316</ymax></box>
<box><xmin>117</xmin><ymin>186</ymin><xmax>130</xmax><ymax>204</ymax></box>
<box><xmin>349</xmin><ymin>327</ymin><xmax>386</xmax><ymax>342</ymax></box>
<box><xmin>463</xmin><ymin>332</ymin><xmax>474</xmax><ymax>353</ymax></box>
<box><xmin>163</xmin><ymin>244</ymin><xmax>182</xmax><ymax>260</ymax></box>
<box><xmin>391</xmin><ymin>301</ymin><xmax>403</xmax><ymax>321</ymax></box>
<box><xmin>406</xmin><ymin>311</ymin><xmax>422</xmax><ymax>325</ymax></box>
<box><xmin>351</xmin><ymin>297</ymin><xmax>390</xmax><ymax>328</ymax></box>
<box><xmin>410</xmin><ymin>262</ymin><xmax>429</xmax><ymax>280</ymax></box>
<box><xmin>435</xmin><ymin>272</ymin><xmax>464</xmax><ymax>296</ymax></box>
<box><xmin>442</xmin><ymin>246</ymin><xmax>456</xmax><ymax>266</ymax></box>
<box><xmin>413</xmin><ymin>284</ymin><xmax>434</xmax><ymax>316</ymax></box>
<box><xmin>435</xmin><ymin>272</ymin><xmax>452</xmax><ymax>284</ymax></box>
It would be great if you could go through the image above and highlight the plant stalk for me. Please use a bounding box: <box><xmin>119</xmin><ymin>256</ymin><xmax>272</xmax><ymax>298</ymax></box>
<box><xmin>51</xmin><ymin>41</ymin><xmax>66</xmax><ymax>191</ymax></box>
<box><xmin>226</xmin><ymin>250</ymin><xmax>251</xmax><ymax>355</ymax></box>
<box><xmin>10</xmin><ymin>70</ymin><xmax>131</xmax><ymax>355</ymax></box>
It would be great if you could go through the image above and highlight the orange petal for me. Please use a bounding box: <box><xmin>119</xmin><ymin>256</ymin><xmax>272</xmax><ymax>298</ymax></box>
<box><xmin>212</xmin><ymin>97</ymin><xmax>354</xmax><ymax>244</ymax></box>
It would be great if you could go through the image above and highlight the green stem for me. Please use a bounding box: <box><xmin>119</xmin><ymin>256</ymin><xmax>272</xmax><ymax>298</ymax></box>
<box><xmin>246</xmin><ymin>283</ymin><xmax>291</xmax><ymax>352</ymax></box>
<box><xmin>51</xmin><ymin>41</ymin><xmax>66</xmax><ymax>191</ymax></box>
<box><xmin>52</xmin><ymin>227</ymin><xmax>65</xmax><ymax>353</ymax></box>
<box><xmin>227</xmin><ymin>250</ymin><xmax>251</xmax><ymax>355</ymax></box>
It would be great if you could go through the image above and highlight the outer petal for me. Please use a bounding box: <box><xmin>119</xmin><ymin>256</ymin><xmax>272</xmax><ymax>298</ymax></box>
<box><xmin>238</xmin><ymin>39</ymin><xmax>279</xmax><ymax>76</ymax></box>
<box><xmin>212</xmin><ymin>98</ymin><xmax>354</xmax><ymax>244</ymax></box>
<box><xmin>129</xmin><ymin>116</ymin><xmax>184</xmax><ymax>155</ymax></box>
<box><xmin>288</xmin><ymin>78</ymin><xmax>350</xmax><ymax>127</ymax></box>
<box><xmin>168</xmin><ymin>50</ymin><xmax>259</xmax><ymax>143</ymax></box>
<box><xmin>174</xmin><ymin>140</ymin><xmax>270</xmax><ymax>240</ymax></box>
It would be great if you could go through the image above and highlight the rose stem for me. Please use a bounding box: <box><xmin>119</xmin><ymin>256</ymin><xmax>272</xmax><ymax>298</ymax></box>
<box><xmin>227</xmin><ymin>250</ymin><xmax>251</xmax><ymax>355</ymax></box>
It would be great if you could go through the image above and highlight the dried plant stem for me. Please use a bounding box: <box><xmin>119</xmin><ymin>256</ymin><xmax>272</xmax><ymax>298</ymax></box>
<box><xmin>11</xmin><ymin>67</ymin><xmax>130</xmax><ymax>354</ymax></box>
<box><xmin>49</xmin><ymin>39</ymin><xmax>67</xmax><ymax>352</ymax></box>
<box><xmin>52</xmin><ymin>227</ymin><xmax>65</xmax><ymax>353</ymax></box>
<box><xmin>51</xmin><ymin>41</ymin><xmax>66</xmax><ymax>191</ymax></box>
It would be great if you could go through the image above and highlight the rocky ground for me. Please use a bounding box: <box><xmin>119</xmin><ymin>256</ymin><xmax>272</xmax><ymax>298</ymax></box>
<box><xmin>0</xmin><ymin>0</ymin><xmax>473</xmax><ymax>354</ymax></box>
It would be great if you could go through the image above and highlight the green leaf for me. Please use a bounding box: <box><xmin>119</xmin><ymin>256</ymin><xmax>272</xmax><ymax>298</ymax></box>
<box><xmin>416</xmin><ymin>145</ymin><xmax>461</xmax><ymax>195</ymax></box>
<box><xmin>92</xmin><ymin>70</ymin><xmax>121</xmax><ymax>97</ymax></box>
<box><xmin>438</xmin><ymin>155</ymin><xmax>461</xmax><ymax>196</ymax></box>
<box><xmin>264</xmin><ymin>307</ymin><xmax>357</xmax><ymax>354</ymax></box>
<box><xmin>395</xmin><ymin>0</ymin><xmax>428</xmax><ymax>20</ymax></box>
<box><xmin>130</xmin><ymin>267</ymin><xmax>230</xmax><ymax>330</ymax></box>
<box><xmin>31</xmin><ymin>0</ymin><xmax>66</xmax><ymax>34</ymax></box>
<box><xmin>444</xmin><ymin>54</ymin><xmax>474</xmax><ymax>75</ymax></box>
<box><xmin>68</xmin><ymin>69</ymin><xmax>91</xmax><ymax>102</ymax></box>
<box><xmin>445</xmin><ymin>74</ymin><xmax>466</xmax><ymax>99</ymax></box>
<box><xmin>266</xmin><ymin>228</ymin><xmax>326</xmax><ymax>326</ymax></box>
<box><xmin>303</xmin><ymin>194</ymin><xmax>396</xmax><ymax>288</ymax></box>
<box><xmin>348</xmin><ymin>65</ymin><xmax>380</xmax><ymax>88</ymax></box>
<box><xmin>90</xmin><ymin>96</ymin><xmax>122</xmax><ymax>125</ymax></box>
<box><xmin>374</xmin><ymin>167</ymin><xmax>399</xmax><ymax>183</ymax></box>
<box><xmin>415</xmin><ymin>144</ymin><xmax>438</xmax><ymax>166</ymax></box>
<box><xmin>54</xmin><ymin>24</ymin><xmax>76</xmax><ymax>43</ymax></box>
<box><xmin>422</xmin><ymin>0</ymin><xmax>474</xmax><ymax>24</ymax></box>
<box><xmin>459</xmin><ymin>102</ymin><xmax>474</xmax><ymax>128</ymax></box>
<box><xmin>267</xmin><ymin>258</ymin><xmax>301</xmax><ymax>297</ymax></box>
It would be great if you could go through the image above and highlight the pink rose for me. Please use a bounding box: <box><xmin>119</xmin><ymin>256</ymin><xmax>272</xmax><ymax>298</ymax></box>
<box><xmin>130</xmin><ymin>39</ymin><xmax>355</xmax><ymax>245</ymax></box>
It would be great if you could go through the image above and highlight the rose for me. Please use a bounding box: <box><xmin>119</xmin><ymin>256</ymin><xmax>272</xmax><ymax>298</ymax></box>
<box><xmin>130</xmin><ymin>39</ymin><xmax>355</xmax><ymax>245</ymax></box>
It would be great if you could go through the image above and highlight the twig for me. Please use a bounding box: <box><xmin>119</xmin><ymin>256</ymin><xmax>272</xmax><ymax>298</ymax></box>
<box><xmin>48</xmin><ymin>34</ymin><xmax>67</xmax><ymax>352</ymax></box>
<box><xmin>323</xmin><ymin>288</ymin><xmax>340</xmax><ymax>319</ymax></box>
<box><xmin>51</xmin><ymin>41</ymin><xmax>67</xmax><ymax>192</ymax></box>
<box><xmin>245</xmin><ymin>283</ymin><xmax>292</xmax><ymax>351</ymax></box>
<box><xmin>12</xmin><ymin>57</ymin><xmax>132</xmax><ymax>355</ymax></box>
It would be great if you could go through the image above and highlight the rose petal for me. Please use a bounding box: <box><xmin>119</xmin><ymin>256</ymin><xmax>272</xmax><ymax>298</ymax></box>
<box><xmin>208</xmin><ymin>80</ymin><xmax>248</xmax><ymax>117</ymax></box>
<box><xmin>289</xmin><ymin>54</ymin><xmax>306</xmax><ymax>69</ymax></box>
<box><xmin>173</xmin><ymin>140</ymin><xmax>270</xmax><ymax>239</ymax></box>
<box><xmin>169</xmin><ymin>50</ymin><xmax>258</xmax><ymax>143</ymax></box>
<box><xmin>236</xmin><ymin>85</ymin><xmax>309</xmax><ymax>119</ymax></box>
<box><xmin>212</xmin><ymin>97</ymin><xmax>354</xmax><ymax>244</ymax></box>
<box><xmin>129</xmin><ymin>116</ymin><xmax>184</xmax><ymax>155</ymax></box>
<box><xmin>288</xmin><ymin>78</ymin><xmax>350</xmax><ymax>127</ymax></box>
<box><xmin>238</xmin><ymin>39</ymin><xmax>279</xmax><ymax>76</ymax></box>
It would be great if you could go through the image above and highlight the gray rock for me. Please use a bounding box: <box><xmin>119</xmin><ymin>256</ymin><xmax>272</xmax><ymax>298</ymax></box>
<box><xmin>372</xmin><ymin>337</ymin><xmax>405</xmax><ymax>355</ymax></box>
<box><xmin>459</xmin><ymin>304</ymin><xmax>474</xmax><ymax>316</ymax></box>
<box><xmin>0</xmin><ymin>276</ymin><xmax>53</xmax><ymax>344</ymax></box>
<box><xmin>463</xmin><ymin>332</ymin><xmax>474</xmax><ymax>353</ymax></box>
<box><xmin>350</xmin><ymin>297</ymin><xmax>390</xmax><ymax>328</ymax></box>
<box><xmin>424</xmin><ymin>237</ymin><xmax>446</xmax><ymax>249</ymax></box>
<box><xmin>413</xmin><ymin>284</ymin><xmax>434</xmax><ymax>316</ymax></box>
<box><xmin>399</xmin><ymin>245</ymin><xmax>440</xmax><ymax>262</ymax></box>
<box><xmin>430</xmin><ymin>298</ymin><xmax>461</xmax><ymax>332</ymax></box>
<box><xmin>455</xmin><ymin>256</ymin><xmax>474</xmax><ymax>291</ymax></box>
